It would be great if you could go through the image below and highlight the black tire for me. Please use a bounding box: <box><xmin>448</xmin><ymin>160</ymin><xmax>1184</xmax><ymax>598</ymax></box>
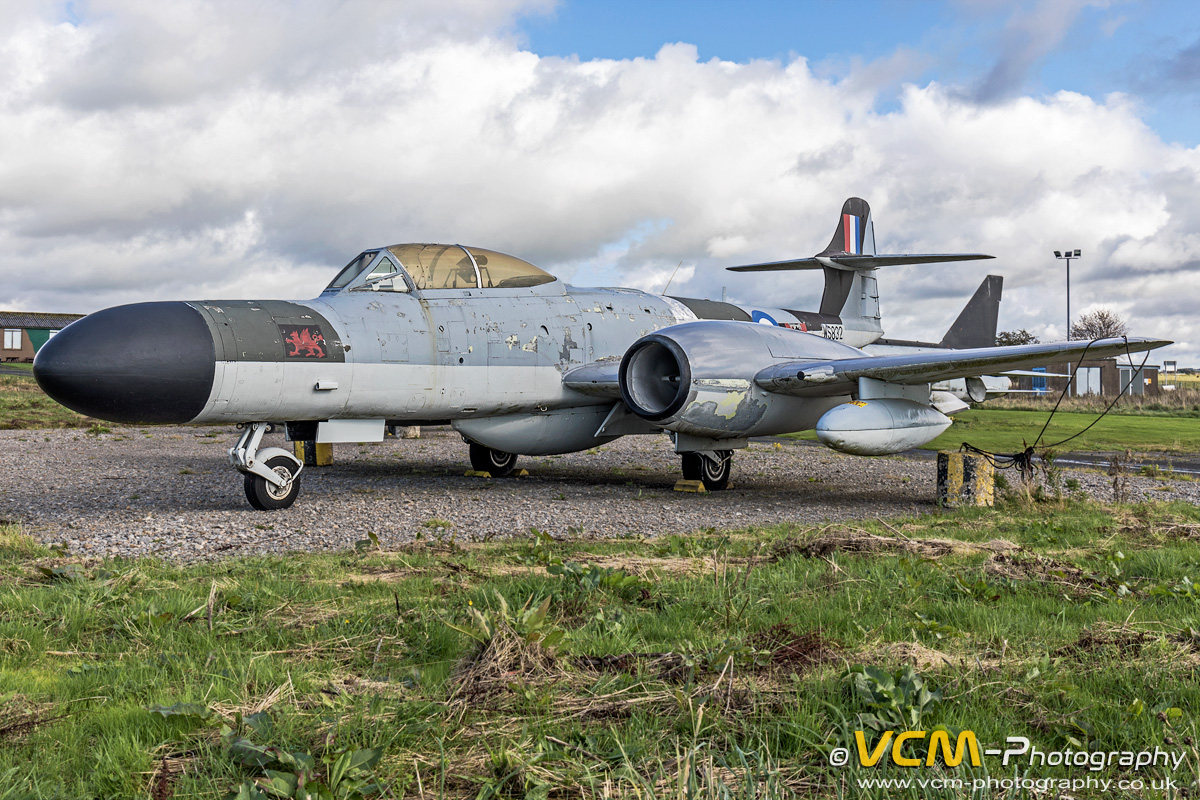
<box><xmin>681</xmin><ymin>450</ymin><xmax>732</xmax><ymax>491</ymax></box>
<box><xmin>469</xmin><ymin>443</ymin><xmax>518</xmax><ymax>477</ymax></box>
<box><xmin>243</xmin><ymin>455</ymin><xmax>301</xmax><ymax>510</ymax></box>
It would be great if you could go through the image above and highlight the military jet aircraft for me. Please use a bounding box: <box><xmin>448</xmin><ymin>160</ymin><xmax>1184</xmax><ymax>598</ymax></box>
<box><xmin>33</xmin><ymin>198</ymin><xmax>1169</xmax><ymax>509</ymax></box>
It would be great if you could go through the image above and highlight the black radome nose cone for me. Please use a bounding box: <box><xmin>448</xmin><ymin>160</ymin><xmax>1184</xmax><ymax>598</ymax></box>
<box><xmin>34</xmin><ymin>301</ymin><xmax>216</xmax><ymax>424</ymax></box>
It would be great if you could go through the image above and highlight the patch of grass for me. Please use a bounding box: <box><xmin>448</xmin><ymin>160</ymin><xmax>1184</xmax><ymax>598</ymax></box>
<box><xmin>0</xmin><ymin>374</ymin><xmax>99</xmax><ymax>430</ymax></box>
<box><xmin>3</xmin><ymin>503</ymin><xmax>1200</xmax><ymax>796</ymax></box>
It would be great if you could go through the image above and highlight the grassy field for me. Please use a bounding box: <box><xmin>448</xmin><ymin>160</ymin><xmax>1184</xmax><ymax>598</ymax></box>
<box><xmin>789</xmin><ymin>408</ymin><xmax>1200</xmax><ymax>455</ymax></box>
<box><xmin>985</xmin><ymin>387</ymin><xmax>1200</xmax><ymax>417</ymax></box>
<box><xmin>0</xmin><ymin>371</ymin><xmax>96</xmax><ymax>430</ymax></box>
<box><xmin>925</xmin><ymin>409</ymin><xmax>1200</xmax><ymax>454</ymax></box>
<box><xmin>3</xmin><ymin>500</ymin><xmax>1200</xmax><ymax>798</ymax></box>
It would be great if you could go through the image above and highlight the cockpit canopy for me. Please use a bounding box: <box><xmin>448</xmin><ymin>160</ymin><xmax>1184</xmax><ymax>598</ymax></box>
<box><xmin>325</xmin><ymin>244</ymin><xmax>556</xmax><ymax>293</ymax></box>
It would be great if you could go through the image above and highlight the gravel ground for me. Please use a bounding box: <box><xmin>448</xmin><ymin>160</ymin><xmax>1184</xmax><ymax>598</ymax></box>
<box><xmin>0</xmin><ymin>425</ymin><xmax>1196</xmax><ymax>561</ymax></box>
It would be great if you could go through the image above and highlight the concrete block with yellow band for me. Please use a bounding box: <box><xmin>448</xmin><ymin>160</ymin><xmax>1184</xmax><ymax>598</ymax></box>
<box><xmin>294</xmin><ymin>440</ymin><xmax>334</xmax><ymax>467</ymax></box>
<box><xmin>937</xmin><ymin>451</ymin><xmax>994</xmax><ymax>507</ymax></box>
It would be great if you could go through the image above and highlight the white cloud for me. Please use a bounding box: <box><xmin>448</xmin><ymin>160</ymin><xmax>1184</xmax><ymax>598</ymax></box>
<box><xmin>1</xmin><ymin>0</ymin><xmax>1198</xmax><ymax>368</ymax></box>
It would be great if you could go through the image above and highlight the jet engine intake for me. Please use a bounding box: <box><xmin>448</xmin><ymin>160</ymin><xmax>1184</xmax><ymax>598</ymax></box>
<box><xmin>619</xmin><ymin>337</ymin><xmax>690</xmax><ymax>422</ymax></box>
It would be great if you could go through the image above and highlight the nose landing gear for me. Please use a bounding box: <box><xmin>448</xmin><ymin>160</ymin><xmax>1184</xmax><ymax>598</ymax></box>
<box><xmin>229</xmin><ymin>422</ymin><xmax>304</xmax><ymax>510</ymax></box>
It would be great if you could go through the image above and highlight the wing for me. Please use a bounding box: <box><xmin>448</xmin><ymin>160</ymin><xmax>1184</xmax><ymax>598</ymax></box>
<box><xmin>756</xmin><ymin>337</ymin><xmax>1170</xmax><ymax>395</ymax></box>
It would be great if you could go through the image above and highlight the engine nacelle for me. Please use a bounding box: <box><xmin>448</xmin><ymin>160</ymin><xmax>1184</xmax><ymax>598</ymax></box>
<box><xmin>618</xmin><ymin>320</ymin><xmax>854</xmax><ymax>439</ymax></box>
<box><xmin>815</xmin><ymin>398</ymin><xmax>952</xmax><ymax>455</ymax></box>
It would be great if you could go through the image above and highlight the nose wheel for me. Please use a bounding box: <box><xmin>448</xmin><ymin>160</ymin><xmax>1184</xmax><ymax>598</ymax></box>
<box><xmin>681</xmin><ymin>450</ymin><xmax>732</xmax><ymax>491</ymax></box>
<box><xmin>469</xmin><ymin>443</ymin><xmax>518</xmax><ymax>477</ymax></box>
<box><xmin>244</xmin><ymin>455</ymin><xmax>302</xmax><ymax>510</ymax></box>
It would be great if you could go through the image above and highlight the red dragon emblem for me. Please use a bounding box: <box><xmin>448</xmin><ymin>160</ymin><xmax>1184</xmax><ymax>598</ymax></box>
<box><xmin>280</xmin><ymin>325</ymin><xmax>327</xmax><ymax>358</ymax></box>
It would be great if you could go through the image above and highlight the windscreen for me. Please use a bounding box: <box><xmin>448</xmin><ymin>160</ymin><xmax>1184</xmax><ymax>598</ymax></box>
<box><xmin>326</xmin><ymin>251</ymin><xmax>378</xmax><ymax>290</ymax></box>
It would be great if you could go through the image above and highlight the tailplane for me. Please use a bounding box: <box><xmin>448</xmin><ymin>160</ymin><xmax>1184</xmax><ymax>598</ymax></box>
<box><xmin>725</xmin><ymin>196</ymin><xmax>995</xmax><ymax>326</ymax></box>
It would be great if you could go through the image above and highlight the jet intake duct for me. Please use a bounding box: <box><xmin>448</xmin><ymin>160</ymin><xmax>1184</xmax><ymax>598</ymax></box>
<box><xmin>618</xmin><ymin>320</ymin><xmax>854</xmax><ymax>439</ymax></box>
<box><xmin>619</xmin><ymin>337</ymin><xmax>691</xmax><ymax>422</ymax></box>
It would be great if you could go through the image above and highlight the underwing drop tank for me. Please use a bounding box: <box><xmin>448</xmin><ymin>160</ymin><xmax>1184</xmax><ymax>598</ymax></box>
<box><xmin>815</xmin><ymin>398</ymin><xmax>952</xmax><ymax>456</ymax></box>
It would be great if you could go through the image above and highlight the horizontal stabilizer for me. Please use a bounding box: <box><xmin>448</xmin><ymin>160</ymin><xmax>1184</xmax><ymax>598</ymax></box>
<box><xmin>727</xmin><ymin>253</ymin><xmax>993</xmax><ymax>272</ymax></box>
<box><xmin>755</xmin><ymin>337</ymin><xmax>1171</xmax><ymax>395</ymax></box>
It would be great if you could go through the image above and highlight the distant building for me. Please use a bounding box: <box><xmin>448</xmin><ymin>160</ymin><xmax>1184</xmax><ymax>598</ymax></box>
<box><xmin>1011</xmin><ymin>356</ymin><xmax>1160</xmax><ymax>397</ymax></box>
<box><xmin>0</xmin><ymin>311</ymin><xmax>84</xmax><ymax>363</ymax></box>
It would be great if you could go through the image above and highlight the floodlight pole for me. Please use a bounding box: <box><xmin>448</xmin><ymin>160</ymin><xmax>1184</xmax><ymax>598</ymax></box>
<box><xmin>1054</xmin><ymin>249</ymin><xmax>1081</xmax><ymax>340</ymax></box>
<box><xmin>1053</xmin><ymin>249</ymin><xmax>1081</xmax><ymax>397</ymax></box>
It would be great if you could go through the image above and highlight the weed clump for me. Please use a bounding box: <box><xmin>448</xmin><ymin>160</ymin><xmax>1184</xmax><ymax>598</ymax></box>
<box><xmin>448</xmin><ymin>594</ymin><xmax>565</xmax><ymax>701</ymax></box>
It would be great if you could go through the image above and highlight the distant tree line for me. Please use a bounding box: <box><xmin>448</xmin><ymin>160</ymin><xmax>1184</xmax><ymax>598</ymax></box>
<box><xmin>995</xmin><ymin>308</ymin><xmax>1129</xmax><ymax>346</ymax></box>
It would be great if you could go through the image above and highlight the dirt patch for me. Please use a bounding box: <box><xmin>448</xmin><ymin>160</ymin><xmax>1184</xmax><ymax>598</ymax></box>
<box><xmin>983</xmin><ymin>551</ymin><xmax>1096</xmax><ymax>595</ymax></box>
<box><xmin>778</xmin><ymin>527</ymin><xmax>1019</xmax><ymax>560</ymax></box>
<box><xmin>322</xmin><ymin>674</ymin><xmax>409</xmax><ymax>698</ymax></box>
<box><xmin>474</xmin><ymin>554</ymin><xmax>703</xmax><ymax>579</ymax></box>
<box><xmin>869</xmin><ymin>642</ymin><xmax>956</xmax><ymax>671</ymax></box>
<box><xmin>587</xmin><ymin>554</ymin><xmax>702</xmax><ymax>577</ymax></box>
<box><xmin>575</xmin><ymin>625</ymin><xmax>840</xmax><ymax>682</ymax></box>
<box><xmin>343</xmin><ymin>569</ymin><xmax>426</xmax><ymax>584</ymax></box>
<box><xmin>1154</xmin><ymin>523</ymin><xmax>1200</xmax><ymax>541</ymax></box>
<box><xmin>1054</xmin><ymin>626</ymin><xmax>1152</xmax><ymax>658</ymax></box>
<box><xmin>574</xmin><ymin>651</ymin><xmax>692</xmax><ymax>681</ymax></box>
<box><xmin>748</xmin><ymin>623</ymin><xmax>839</xmax><ymax>673</ymax></box>
<box><xmin>0</xmin><ymin>697</ymin><xmax>67</xmax><ymax>742</ymax></box>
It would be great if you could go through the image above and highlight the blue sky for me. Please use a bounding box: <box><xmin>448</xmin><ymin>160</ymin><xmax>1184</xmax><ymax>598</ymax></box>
<box><xmin>517</xmin><ymin>0</ymin><xmax>1200</xmax><ymax>146</ymax></box>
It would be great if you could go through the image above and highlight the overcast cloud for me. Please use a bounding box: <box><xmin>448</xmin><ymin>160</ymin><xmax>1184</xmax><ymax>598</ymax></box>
<box><xmin>1</xmin><ymin>0</ymin><xmax>1198</xmax><ymax>366</ymax></box>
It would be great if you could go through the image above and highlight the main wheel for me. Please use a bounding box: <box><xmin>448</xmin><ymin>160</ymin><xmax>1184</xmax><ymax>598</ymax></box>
<box><xmin>680</xmin><ymin>451</ymin><xmax>732</xmax><ymax>491</ymax></box>
<box><xmin>244</xmin><ymin>455</ymin><xmax>301</xmax><ymax>510</ymax></box>
<box><xmin>469</xmin><ymin>443</ymin><xmax>518</xmax><ymax>477</ymax></box>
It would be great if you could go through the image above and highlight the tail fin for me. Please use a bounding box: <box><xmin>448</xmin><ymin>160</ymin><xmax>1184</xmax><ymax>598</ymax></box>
<box><xmin>940</xmin><ymin>275</ymin><xmax>1003</xmax><ymax>348</ymax></box>
<box><xmin>820</xmin><ymin>197</ymin><xmax>876</xmax><ymax>258</ymax></box>
<box><xmin>816</xmin><ymin>198</ymin><xmax>876</xmax><ymax>317</ymax></box>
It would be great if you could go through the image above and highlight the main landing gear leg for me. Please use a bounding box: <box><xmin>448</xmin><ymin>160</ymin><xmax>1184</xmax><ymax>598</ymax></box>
<box><xmin>229</xmin><ymin>422</ymin><xmax>305</xmax><ymax>510</ymax></box>
<box><xmin>680</xmin><ymin>450</ymin><xmax>733</xmax><ymax>491</ymax></box>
